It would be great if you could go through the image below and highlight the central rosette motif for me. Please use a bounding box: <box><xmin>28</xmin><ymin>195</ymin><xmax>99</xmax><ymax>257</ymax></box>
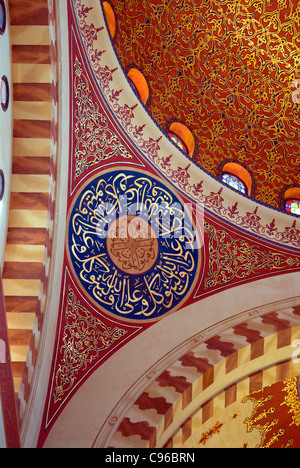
<box><xmin>107</xmin><ymin>215</ymin><xmax>159</xmax><ymax>274</ymax></box>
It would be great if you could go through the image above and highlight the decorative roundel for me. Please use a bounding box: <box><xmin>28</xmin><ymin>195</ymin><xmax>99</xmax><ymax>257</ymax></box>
<box><xmin>0</xmin><ymin>169</ymin><xmax>4</xmax><ymax>201</ymax></box>
<box><xmin>0</xmin><ymin>0</ymin><xmax>6</xmax><ymax>35</ymax></box>
<box><xmin>1</xmin><ymin>76</ymin><xmax>9</xmax><ymax>111</ymax></box>
<box><xmin>67</xmin><ymin>169</ymin><xmax>201</xmax><ymax>323</ymax></box>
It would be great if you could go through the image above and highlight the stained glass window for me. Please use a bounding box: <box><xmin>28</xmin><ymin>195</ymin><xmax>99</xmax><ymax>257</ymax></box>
<box><xmin>285</xmin><ymin>199</ymin><xmax>300</xmax><ymax>216</ymax></box>
<box><xmin>168</xmin><ymin>132</ymin><xmax>188</xmax><ymax>155</ymax></box>
<box><xmin>222</xmin><ymin>173</ymin><xmax>247</xmax><ymax>194</ymax></box>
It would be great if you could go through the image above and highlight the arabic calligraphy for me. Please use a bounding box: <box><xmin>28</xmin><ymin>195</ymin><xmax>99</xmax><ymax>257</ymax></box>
<box><xmin>67</xmin><ymin>170</ymin><xmax>199</xmax><ymax>322</ymax></box>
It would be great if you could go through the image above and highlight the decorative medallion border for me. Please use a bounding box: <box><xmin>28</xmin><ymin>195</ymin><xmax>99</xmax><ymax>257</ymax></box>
<box><xmin>66</xmin><ymin>167</ymin><xmax>202</xmax><ymax>323</ymax></box>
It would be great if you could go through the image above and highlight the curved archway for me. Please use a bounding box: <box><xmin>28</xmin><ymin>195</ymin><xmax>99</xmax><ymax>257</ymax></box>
<box><xmin>105</xmin><ymin>319</ymin><xmax>300</xmax><ymax>448</ymax></box>
<box><xmin>85</xmin><ymin>290</ymin><xmax>300</xmax><ymax>448</ymax></box>
<box><xmin>165</xmin><ymin>363</ymin><xmax>300</xmax><ymax>448</ymax></box>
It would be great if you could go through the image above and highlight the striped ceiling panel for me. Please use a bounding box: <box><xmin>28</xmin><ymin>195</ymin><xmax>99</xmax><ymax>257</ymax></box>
<box><xmin>2</xmin><ymin>0</ymin><xmax>52</xmax><ymax>394</ymax></box>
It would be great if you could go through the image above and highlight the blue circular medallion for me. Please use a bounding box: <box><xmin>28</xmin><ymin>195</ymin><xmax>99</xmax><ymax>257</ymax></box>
<box><xmin>67</xmin><ymin>169</ymin><xmax>200</xmax><ymax>322</ymax></box>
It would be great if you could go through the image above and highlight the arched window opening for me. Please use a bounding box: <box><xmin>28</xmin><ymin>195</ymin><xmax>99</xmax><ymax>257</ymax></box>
<box><xmin>103</xmin><ymin>1</ymin><xmax>116</xmax><ymax>39</ymax></box>
<box><xmin>284</xmin><ymin>188</ymin><xmax>300</xmax><ymax>216</ymax></box>
<box><xmin>222</xmin><ymin>173</ymin><xmax>247</xmax><ymax>194</ymax></box>
<box><xmin>127</xmin><ymin>68</ymin><xmax>150</xmax><ymax>105</ymax></box>
<box><xmin>0</xmin><ymin>169</ymin><xmax>4</xmax><ymax>202</ymax></box>
<box><xmin>168</xmin><ymin>122</ymin><xmax>195</xmax><ymax>158</ymax></box>
<box><xmin>221</xmin><ymin>162</ymin><xmax>252</xmax><ymax>196</ymax></box>
<box><xmin>168</xmin><ymin>132</ymin><xmax>188</xmax><ymax>155</ymax></box>
<box><xmin>1</xmin><ymin>75</ymin><xmax>9</xmax><ymax>111</ymax></box>
<box><xmin>0</xmin><ymin>0</ymin><xmax>6</xmax><ymax>35</ymax></box>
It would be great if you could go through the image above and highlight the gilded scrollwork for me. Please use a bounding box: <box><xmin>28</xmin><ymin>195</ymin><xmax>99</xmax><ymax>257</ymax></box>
<box><xmin>281</xmin><ymin>376</ymin><xmax>300</xmax><ymax>428</ymax></box>
<box><xmin>54</xmin><ymin>286</ymin><xmax>127</xmax><ymax>403</ymax></box>
<box><xmin>73</xmin><ymin>57</ymin><xmax>131</xmax><ymax>177</ymax></box>
<box><xmin>242</xmin><ymin>377</ymin><xmax>300</xmax><ymax>448</ymax></box>
<box><xmin>204</xmin><ymin>221</ymin><xmax>300</xmax><ymax>289</ymax></box>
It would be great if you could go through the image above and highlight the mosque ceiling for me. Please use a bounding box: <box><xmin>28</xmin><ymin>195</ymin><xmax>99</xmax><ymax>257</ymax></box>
<box><xmin>35</xmin><ymin>1</ymin><xmax>300</xmax><ymax>446</ymax></box>
<box><xmin>4</xmin><ymin>0</ymin><xmax>300</xmax><ymax>448</ymax></box>
<box><xmin>111</xmin><ymin>0</ymin><xmax>300</xmax><ymax>210</ymax></box>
